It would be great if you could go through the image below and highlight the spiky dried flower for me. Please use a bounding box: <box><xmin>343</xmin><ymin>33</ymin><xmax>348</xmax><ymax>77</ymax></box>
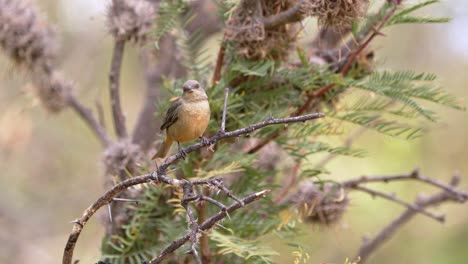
<box><xmin>32</xmin><ymin>70</ymin><xmax>72</xmax><ymax>113</ymax></box>
<box><xmin>107</xmin><ymin>0</ymin><xmax>156</xmax><ymax>43</ymax></box>
<box><xmin>307</xmin><ymin>0</ymin><xmax>369</xmax><ymax>28</ymax></box>
<box><xmin>291</xmin><ymin>180</ymin><xmax>349</xmax><ymax>225</ymax></box>
<box><xmin>0</xmin><ymin>0</ymin><xmax>57</xmax><ymax>70</ymax></box>
<box><xmin>103</xmin><ymin>139</ymin><xmax>144</xmax><ymax>177</ymax></box>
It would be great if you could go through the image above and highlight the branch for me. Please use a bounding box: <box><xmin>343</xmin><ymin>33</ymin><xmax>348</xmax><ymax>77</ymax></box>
<box><xmin>262</xmin><ymin>1</ymin><xmax>304</xmax><ymax>29</ymax></box>
<box><xmin>353</xmin><ymin>185</ymin><xmax>445</xmax><ymax>222</ymax></box>
<box><xmin>109</xmin><ymin>39</ymin><xmax>128</xmax><ymax>139</ymax></box>
<box><xmin>67</xmin><ymin>95</ymin><xmax>112</xmax><ymax>147</ymax></box>
<box><xmin>63</xmin><ymin>110</ymin><xmax>324</xmax><ymax>264</ymax></box>
<box><xmin>148</xmin><ymin>190</ymin><xmax>270</xmax><ymax>264</ymax></box>
<box><xmin>356</xmin><ymin>174</ymin><xmax>467</xmax><ymax>263</ymax></box>
<box><xmin>159</xmin><ymin>112</ymin><xmax>325</xmax><ymax>171</ymax></box>
<box><xmin>343</xmin><ymin>169</ymin><xmax>468</xmax><ymax>202</ymax></box>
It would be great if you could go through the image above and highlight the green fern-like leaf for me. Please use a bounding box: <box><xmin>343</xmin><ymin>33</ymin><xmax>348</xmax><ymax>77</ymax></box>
<box><xmin>210</xmin><ymin>230</ymin><xmax>279</xmax><ymax>264</ymax></box>
<box><xmin>387</xmin><ymin>0</ymin><xmax>450</xmax><ymax>26</ymax></box>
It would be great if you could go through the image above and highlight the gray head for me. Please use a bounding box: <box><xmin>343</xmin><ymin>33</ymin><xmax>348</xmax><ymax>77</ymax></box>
<box><xmin>183</xmin><ymin>80</ymin><xmax>202</xmax><ymax>93</ymax></box>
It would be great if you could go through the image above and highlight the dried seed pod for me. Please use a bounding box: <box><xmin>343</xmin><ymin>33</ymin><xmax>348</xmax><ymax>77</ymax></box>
<box><xmin>307</xmin><ymin>0</ymin><xmax>369</xmax><ymax>29</ymax></box>
<box><xmin>225</xmin><ymin>0</ymin><xmax>300</xmax><ymax>60</ymax></box>
<box><xmin>32</xmin><ymin>71</ymin><xmax>72</xmax><ymax>113</ymax></box>
<box><xmin>291</xmin><ymin>180</ymin><xmax>349</xmax><ymax>225</ymax></box>
<box><xmin>0</xmin><ymin>0</ymin><xmax>57</xmax><ymax>70</ymax></box>
<box><xmin>103</xmin><ymin>139</ymin><xmax>144</xmax><ymax>177</ymax></box>
<box><xmin>107</xmin><ymin>0</ymin><xmax>156</xmax><ymax>43</ymax></box>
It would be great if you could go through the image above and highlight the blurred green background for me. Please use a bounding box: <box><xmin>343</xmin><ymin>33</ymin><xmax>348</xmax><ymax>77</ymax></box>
<box><xmin>0</xmin><ymin>0</ymin><xmax>467</xmax><ymax>263</ymax></box>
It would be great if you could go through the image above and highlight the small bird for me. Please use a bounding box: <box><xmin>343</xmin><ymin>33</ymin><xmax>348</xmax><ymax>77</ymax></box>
<box><xmin>152</xmin><ymin>80</ymin><xmax>210</xmax><ymax>159</ymax></box>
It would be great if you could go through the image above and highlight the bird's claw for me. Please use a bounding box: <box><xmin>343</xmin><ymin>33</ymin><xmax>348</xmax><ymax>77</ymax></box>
<box><xmin>179</xmin><ymin>149</ymin><xmax>188</xmax><ymax>159</ymax></box>
<box><xmin>199</xmin><ymin>136</ymin><xmax>210</xmax><ymax>145</ymax></box>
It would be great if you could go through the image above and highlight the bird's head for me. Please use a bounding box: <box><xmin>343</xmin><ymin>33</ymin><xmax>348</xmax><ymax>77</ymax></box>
<box><xmin>182</xmin><ymin>80</ymin><xmax>207</xmax><ymax>101</ymax></box>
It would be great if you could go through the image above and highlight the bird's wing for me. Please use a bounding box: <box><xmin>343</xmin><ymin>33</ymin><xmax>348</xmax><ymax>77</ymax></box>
<box><xmin>160</xmin><ymin>97</ymin><xmax>183</xmax><ymax>131</ymax></box>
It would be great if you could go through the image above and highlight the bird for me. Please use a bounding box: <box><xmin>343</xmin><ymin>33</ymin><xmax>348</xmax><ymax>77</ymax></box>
<box><xmin>152</xmin><ymin>80</ymin><xmax>211</xmax><ymax>160</ymax></box>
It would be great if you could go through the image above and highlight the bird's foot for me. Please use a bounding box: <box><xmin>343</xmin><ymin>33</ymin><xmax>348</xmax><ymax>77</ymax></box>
<box><xmin>199</xmin><ymin>136</ymin><xmax>210</xmax><ymax>145</ymax></box>
<box><xmin>178</xmin><ymin>149</ymin><xmax>187</xmax><ymax>159</ymax></box>
<box><xmin>177</xmin><ymin>142</ymin><xmax>188</xmax><ymax>159</ymax></box>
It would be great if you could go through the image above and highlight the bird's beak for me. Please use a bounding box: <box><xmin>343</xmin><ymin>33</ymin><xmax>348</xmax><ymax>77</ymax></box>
<box><xmin>183</xmin><ymin>85</ymin><xmax>194</xmax><ymax>92</ymax></box>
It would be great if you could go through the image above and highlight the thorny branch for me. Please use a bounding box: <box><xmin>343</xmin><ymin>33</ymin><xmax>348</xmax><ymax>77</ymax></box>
<box><xmin>148</xmin><ymin>190</ymin><xmax>269</xmax><ymax>264</ymax></box>
<box><xmin>62</xmin><ymin>88</ymin><xmax>325</xmax><ymax>264</ymax></box>
<box><xmin>354</xmin><ymin>174</ymin><xmax>468</xmax><ymax>263</ymax></box>
<box><xmin>109</xmin><ymin>39</ymin><xmax>128</xmax><ymax>139</ymax></box>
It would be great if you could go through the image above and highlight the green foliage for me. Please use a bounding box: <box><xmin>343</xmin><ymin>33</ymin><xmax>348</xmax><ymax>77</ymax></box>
<box><xmin>210</xmin><ymin>231</ymin><xmax>279</xmax><ymax>264</ymax></box>
<box><xmin>101</xmin><ymin>185</ymin><xmax>187</xmax><ymax>263</ymax></box>
<box><xmin>387</xmin><ymin>0</ymin><xmax>451</xmax><ymax>26</ymax></box>
<box><xmin>151</xmin><ymin>0</ymin><xmax>186</xmax><ymax>49</ymax></box>
<box><xmin>102</xmin><ymin>0</ymin><xmax>464</xmax><ymax>263</ymax></box>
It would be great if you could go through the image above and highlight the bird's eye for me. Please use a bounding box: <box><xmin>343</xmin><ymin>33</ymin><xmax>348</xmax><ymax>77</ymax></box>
<box><xmin>194</xmin><ymin>83</ymin><xmax>200</xmax><ymax>89</ymax></box>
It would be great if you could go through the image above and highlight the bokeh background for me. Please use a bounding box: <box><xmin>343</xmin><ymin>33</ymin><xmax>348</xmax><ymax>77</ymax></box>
<box><xmin>0</xmin><ymin>0</ymin><xmax>467</xmax><ymax>263</ymax></box>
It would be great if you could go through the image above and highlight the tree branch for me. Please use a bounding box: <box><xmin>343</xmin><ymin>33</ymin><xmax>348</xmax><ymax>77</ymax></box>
<box><xmin>67</xmin><ymin>95</ymin><xmax>112</xmax><ymax>147</ymax></box>
<box><xmin>343</xmin><ymin>169</ymin><xmax>468</xmax><ymax>202</ymax></box>
<box><xmin>356</xmin><ymin>175</ymin><xmax>466</xmax><ymax>263</ymax></box>
<box><xmin>148</xmin><ymin>190</ymin><xmax>270</xmax><ymax>264</ymax></box>
<box><xmin>352</xmin><ymin>185</ymin><xmax>445</xmax><ymax>222</ymax></box>
<box><xmin>109</xmin><ymin>39</ymin><xmax>128</xmax><ymax>138</ymax></box>
<box><xmin>63</xmin><ymin>111</ymin><xmax>324</xmax><ymax>264</ymax></box>
<box><xmin>262</xmin><ymin>1</ymin><xmax>304</xmax><ymax>29</ymax></box>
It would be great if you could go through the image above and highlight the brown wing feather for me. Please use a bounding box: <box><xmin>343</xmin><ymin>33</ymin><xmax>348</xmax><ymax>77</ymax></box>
<box><xmin>160</xmin><ymin>98</ymin><xmax>183</xmax><ymax>131</ymax></box>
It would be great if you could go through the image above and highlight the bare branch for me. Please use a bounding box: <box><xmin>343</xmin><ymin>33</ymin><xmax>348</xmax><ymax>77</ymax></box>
<box><xmin>63</xmin><ymin>173</ymin><xmax>156</xmax><ymax>264</ymax></box>
<box><xmin>63</xmin><ymin>111</ymin><xmax>324</xmax><ymax>264</ymax></box>
<box><xmin>67</xmin><ymin>95</ymin><xmax>112</xmax><ymax>146</ymax></box>
<box><xmin>356</xmin><ymin>175</ymin><xmax>466</xmax><ymax>263</ymax></box>
<box><xmin>353</xmin><ymin>185</ymin><xmax>445</xmax><ymax>222</ymax></box>
<box><xmin>148</xmin><ymin>190</ymin><xmax>270</xmax><ymax>264</ymax></box>
<box><xmin>343</xmin><ymin>170</ymin><xmax>468</xmax><ymax>202</ymax></box>
<box><xmin>160</xmin><ymin>112</ymin><xmax>325</xmax><ymax>171</ymax></box>
<box><xmin>109</xmin><ymin>39</ymin><xmax>128</xmax><ymax>138</ymax></box>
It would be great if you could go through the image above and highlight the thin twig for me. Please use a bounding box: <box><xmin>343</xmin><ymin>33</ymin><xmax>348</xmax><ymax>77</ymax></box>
<box><xmin>343</xmin><ymin>170</ymin><xmax>468</xmax><ymax>202</ymax></box>
<box><xmin>109</xmin><ymin>39</ymin><xmax>127</xmax><ymax>138</ymax></box>
<box><xmin>148</xmin><ymin>190</ymin><xmax>270</xmax><ymax>264</ymax></box>
<box><xmin>356</xmin><ymin>175</ymin><xmax>466</xmax><ymax>263</ymax></box>
<box><xmin>220</xmin><ymin>87</ymin><xmax>230</xmax><ymax>133</ymax></box>
<box><xmin>353</xmin><ymin>185</ymin><xmax>445</xmax><ymax>222</ymax></box>
<box><xmin>63</xmin><ymin>112</ymin><xmax>324</xmax><ymax>264</ymax></box>
<box><xmin>67</xmin><ymin>95</ymin><xmax>111</xmax><ymax>147</ymax></box>
<box><xmin>340</xmin><ymin>5</ymin><xmax>397</xmax><ymax>75</ymax></box>
<box><xmin>159</xmin><ymin>112</ymin><xmax>325</xmax><ymax>171</ymax></box>
<box><xmin>181</xmin><ymin>183</ymin><xmax>202</xmax><ymax>264</ymax></box>
<box><xmin>95</xmin><ymin>98</ymin><xmax>106</xmax><ymax>129</ymax></box>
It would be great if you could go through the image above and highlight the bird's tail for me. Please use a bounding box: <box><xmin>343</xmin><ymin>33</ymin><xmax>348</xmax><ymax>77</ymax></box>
<box><xmin>152</xmin><ymin>136</ymin><xmax>173</xmax><ymax>160</ymax></box>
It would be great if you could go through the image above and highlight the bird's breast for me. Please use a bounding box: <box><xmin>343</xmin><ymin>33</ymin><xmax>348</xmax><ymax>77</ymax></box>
<box><xmin>167</xmin><ymin>99</ymin><xmax>210</xmax><ymax>143</ymax></box>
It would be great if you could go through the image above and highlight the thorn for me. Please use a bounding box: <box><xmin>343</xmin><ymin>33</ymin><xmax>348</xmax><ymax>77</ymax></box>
<box><xmin>107</xmin><ymin>203</ymin><xmax>112</xmax><ymax>223</ymax></box>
